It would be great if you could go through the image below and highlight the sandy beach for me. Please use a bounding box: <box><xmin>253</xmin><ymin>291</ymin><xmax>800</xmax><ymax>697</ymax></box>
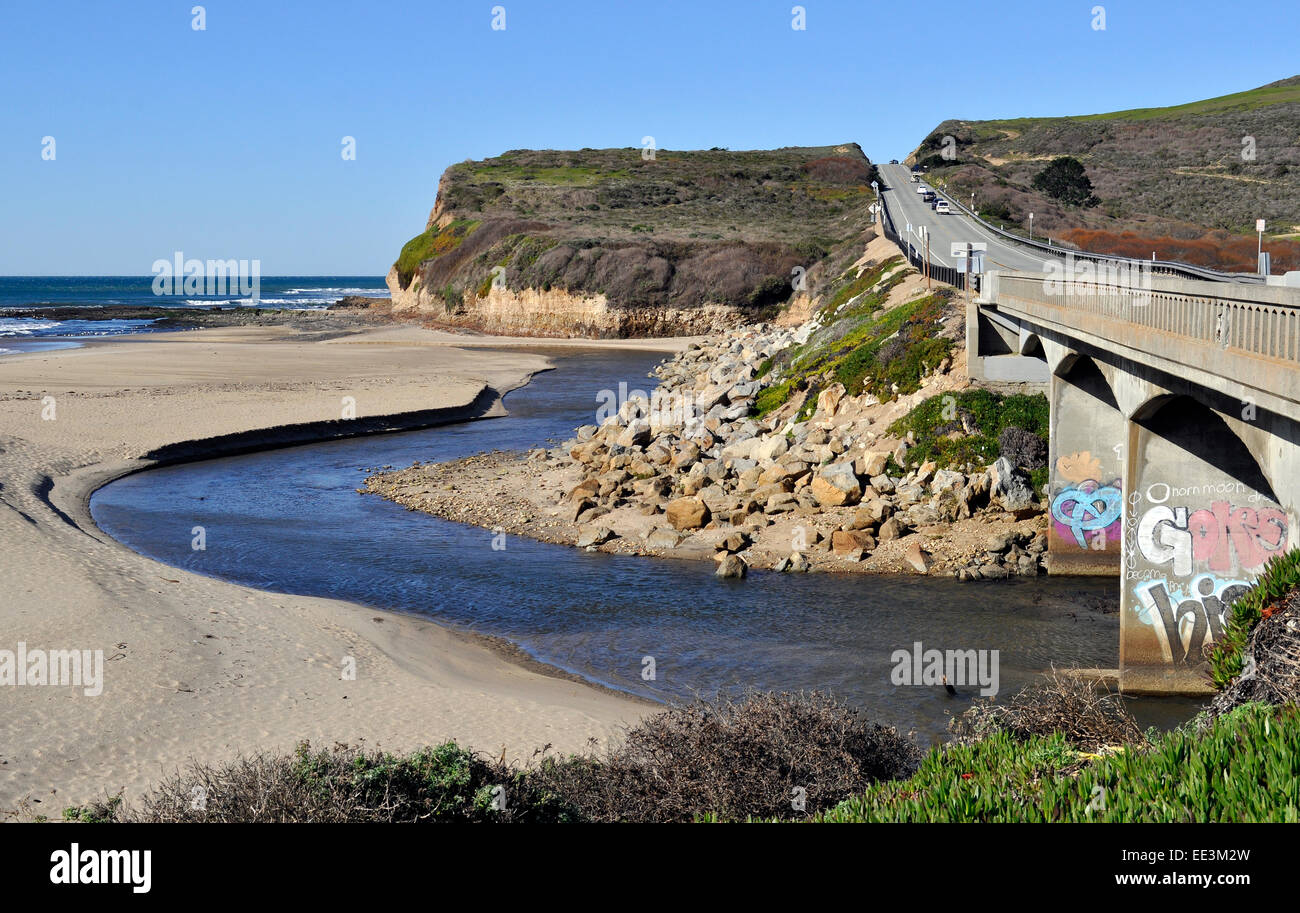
<box><xmin>0</xmin><ymin>323</ymin><xmax>689</xmax><ymax>815</ymax></box>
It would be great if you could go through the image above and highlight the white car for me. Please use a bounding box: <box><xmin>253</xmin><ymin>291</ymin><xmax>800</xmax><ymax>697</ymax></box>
<box><xmin>935</xmin><ymin>200</ymin><xmax>951</xmax><ymax>214</ymax></box>
<box><xmin>916</xmin><ymin>185</ymin><xmax>929</xmax><ymax>195</ymax></box>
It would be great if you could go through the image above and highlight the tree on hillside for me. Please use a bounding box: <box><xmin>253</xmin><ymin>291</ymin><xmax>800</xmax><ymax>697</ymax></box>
<box><xmin>1032</xmin><ymin>156</ymin><xmax>1099</xmax><ymax>207</ymax></box>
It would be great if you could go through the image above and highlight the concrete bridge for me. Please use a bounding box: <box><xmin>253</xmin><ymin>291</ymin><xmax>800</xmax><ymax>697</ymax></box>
<box><xmin>968</xmin><ymin>268</ymin><xmax>1300</xmax><ymax>694</ymax></box>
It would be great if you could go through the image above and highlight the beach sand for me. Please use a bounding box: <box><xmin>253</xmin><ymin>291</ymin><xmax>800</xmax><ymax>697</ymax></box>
<box><xmin>0</xmin><ymin>323</ymin><xmax>689</xmax><ymax>815</ymax></box>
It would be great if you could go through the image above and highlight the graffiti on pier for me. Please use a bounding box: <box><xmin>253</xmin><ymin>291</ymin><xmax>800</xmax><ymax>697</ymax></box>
<box><xmin>1136</xmin><ymin>500</ymin><xmax>1287</xmax><ymax>576</ymax></box>
<box><xmin>1133</xmin><ymin>575</ymin><xmax>1251</xmax><ymax>665</ymax></box>
<box><xmin>1051</xmin><ymin>480</ymin><xmax>1122</xmax><ymax>549</ymax></box>
<box><xmin>1130</xmin><ymin>494</ymin><xmax>1289</xmax><ymax>664</ymax></box>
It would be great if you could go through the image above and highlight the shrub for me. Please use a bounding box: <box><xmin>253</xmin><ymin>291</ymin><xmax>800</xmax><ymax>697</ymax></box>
<box><xmin>888</xmin><ymin>390</ymin><xmax>1049</xmax><ymax>472</ymax></box>
<box><xmin>96</xmin><ymin>741</ymin><xmax>577</xmax><ymax>823</ymax></box>
<box><xmin>1208</xmin><ymin>547</ymin><xmax>1300</xmax><ymax>690</ymax></box>
<box><xmin>998</xmin><ymin>425</ymin><xmax>1048</xmax><ymax>471</ymax></box>
<box><xmin>949</xmin><ymin>670</ymin><xmax>1145</xmax><ymax>753</ymax></box>
<box><xmin>1031</xmin><ymin>156</ymin><xmax>1098</xmax><ymax>207</ymax></box>
<box><xmin>70</xmin><ymin>693</ymin><xmax>920</xmax><ymax>824</ymax></box>
<box><xmin>533</xmin><ymin>691</ymin><xmax>922</xmax><ymax>822</ymax></box>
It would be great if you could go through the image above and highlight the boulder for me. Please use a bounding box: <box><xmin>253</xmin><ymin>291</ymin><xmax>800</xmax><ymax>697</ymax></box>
<box><xmin>753</xmin><ymin>434</ymin><xmax>789</xmax><ymax>464</ymax></box>
<box><xmin>985</xmin><ymin>532</ymin><xmax>1013</xmax><ymax>553</ymax></box>
<box><xmin>877</xmin><ymin>516</ymin><xmax>904</xmax><ymax>540</ymax></box>
<box><xmin>764</xmin><ymin>492</ymin><xmax>798</xmax><ymax>514</ymax></box>
<box><xmin>665</xmin><ymin>497</ymin><xmax>710</xmax><ymax>530</ymax></box>
<box><xmin>576</xmin><ymin>525</ymin><xmax>614</xmax><ymax>548</ymax></box>
<box><xmin>849</xmin><ymin>506</ymin><xmax>879</xmax><ymax>531</ymax></box>
<box><xmin>930</xmin><ymin>469</ymin><xmax>965</xmax><ymax>495</ymax></box>
<box><xmin>716</xmin><ymin>530</ymin><xmax>752</xmax><ymax>553</ymax></box>
<box><xmin>815</xmin><ymin>383</ymin><xmax>846</xmax><ymax>419</ymax></box>
<box><xmin>831</xmin><ymin>529</ymin><xmax>876</xmax><ymax>559</ymax></box>
<box><xmin>645</xmin><ymin>527</ymin><xmax>685</xmax><ymax>549</ymax></box>
<box><xmin>903</xmin><ymin>539</ymin><xmax>931</xmax><ymax>574</ymax></box>
<box><xmin>759</xmin><ymin>460</ymin><xmax>811</xmax><ymax>487</ymax></box>
<box><xmin>671</xmin><ymin>441</ymin><xmax>701</xmax><ymax>470</ymax></box>
<box><xmin>616</xmin><ymin>420</ymin><xmax>652</xmax><ymax>449</ymax></box>
<box><xmin>856</xmin><ymin>450</ymin><xmax>891</xmax><ymax>478</ymax></box>
<box><xmin>714</xmin><ymin>553</ymin><xmax>747</xmax><ymax>579</ymax></box>
<box><xmin>914</xmin><ymin>460</ymin><xmax>937</xmax><ymax>486</ymax></box>
<box><xmin>810</xmin><ymin>462</ymin><xmax>863</xmax><ymax>507</ymax></box>
<box><xmin>989</xmin><ymin>457</ymin><xmax>1036</xmax><ymax>511</ymax></box>
<box><xmin>563</xmin><ymin>497</ymin><xmax>596</xmax><ymax>522</ymax></box>
<box><xmin>568</xmin><ymin>477</ymin><xmax>601</xmax><ymax>501</ymax></box>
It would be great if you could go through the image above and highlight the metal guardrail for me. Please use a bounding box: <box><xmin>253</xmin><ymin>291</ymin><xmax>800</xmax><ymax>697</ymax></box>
<box><xmin>879</xmin><ymin>192</ymin><xmax>976</xmax><ymax>292</ymax></box>
<box><xmin>924</xmin><ymin>182</ymin><xmax>1266</xmax><ymax>286</ymax></box>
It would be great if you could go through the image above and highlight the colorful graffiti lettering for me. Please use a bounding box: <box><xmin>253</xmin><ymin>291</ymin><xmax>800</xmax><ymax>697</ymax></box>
<box><xmin>1134</xmin><ymin>575</ymin><xmax>1251</xmax><ymax>664</ymax></box>
<box><xmin>1137</xmin><ymin>501</ymin><xmax>1287</xmax><ymax>576</ymax></box>
<box><xmin>1051</xmin><ymin>480</ymin><xmax>1122</xmax><ymax>548</ymax></box>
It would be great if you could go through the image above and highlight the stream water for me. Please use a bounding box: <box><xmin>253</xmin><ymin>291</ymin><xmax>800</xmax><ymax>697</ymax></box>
<box><xmin>91</xmin><ymin>347</ymin><xmax>1203</xmax><ymax>743</ymax></box>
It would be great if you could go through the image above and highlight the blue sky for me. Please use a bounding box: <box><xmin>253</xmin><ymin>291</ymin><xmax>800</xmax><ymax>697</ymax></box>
<box><xmin>2</xmin><ymin>0</ymin><xmax>1297</xmax><ymax>275</ymax></box>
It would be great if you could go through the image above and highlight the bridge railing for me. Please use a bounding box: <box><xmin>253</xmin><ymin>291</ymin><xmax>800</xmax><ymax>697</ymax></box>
<box><xmin>991</xmin><ymin>271</ymin><xmax>1300</xmax><ymax>365</ymax></box>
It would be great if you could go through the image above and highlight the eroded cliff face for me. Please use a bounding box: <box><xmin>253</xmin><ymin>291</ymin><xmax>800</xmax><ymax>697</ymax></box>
<box><xmin>385</xmin><ymin>265</ymin><xmax>743</xmax><ymax>337</ymax></box>
<box><xmin>387</xmin><ymin>145</ymin><xmax>878</xmax><ymax>338</ymax></box>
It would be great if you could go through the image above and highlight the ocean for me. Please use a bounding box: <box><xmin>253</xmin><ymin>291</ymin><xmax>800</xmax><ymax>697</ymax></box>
<box><xmin>0</xmin><ymin>276</ymin><xmax>390</xmax><ymax>353</ymax></box>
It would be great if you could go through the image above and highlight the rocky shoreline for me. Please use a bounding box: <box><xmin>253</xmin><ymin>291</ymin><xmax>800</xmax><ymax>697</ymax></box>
<box><xmin>366</xmin><ymin>287</ymin><xmax>1055</xmax><ymax>581</ymax></box>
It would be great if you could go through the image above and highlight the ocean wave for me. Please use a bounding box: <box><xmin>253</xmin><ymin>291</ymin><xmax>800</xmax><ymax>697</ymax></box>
<box><xmin>183</xmin><ymin>297</ymin><xmax>339</xmax><ymax>307</ymax></box>
<box><xmin>284</xmin><ymin>287</ymin><xmax>389</xmax><ymax>296</ymax></box>
<box><xmin>0</xmin><ymin>318</ymin><xmax>62</xmax><ymax>336</ymax></box>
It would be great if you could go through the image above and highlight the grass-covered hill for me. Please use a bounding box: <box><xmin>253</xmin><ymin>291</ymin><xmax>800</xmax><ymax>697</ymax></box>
<box><xmin>387</xmin><ymin>145</ymin><xmax>880</xmax><ymax>335</ymax></box>
<box><xmin>908</xmin><ymin>76</ymin><xmax>1300</xmax><ymax>270</ymax></box>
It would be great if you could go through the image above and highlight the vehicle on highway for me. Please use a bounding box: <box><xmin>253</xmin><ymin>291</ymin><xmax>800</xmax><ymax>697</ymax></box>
<box><xmin>916</xmin><ymin>185</ymin><xmax>929</xmax><ymax>195</ymax></box>
<box><xmin>922</xmin><ymin>191</ymin><xmax>936</xmax><ymax>202</ymax></box>
<box><xmin>890</xmin><ymin>159</ymin><xmax>900</xmax><ymax>165</ymax></box>
<box><xmin>935</xmin><ymin>200</ymin><xmax>951</xmax><ymax>214</ymax></box>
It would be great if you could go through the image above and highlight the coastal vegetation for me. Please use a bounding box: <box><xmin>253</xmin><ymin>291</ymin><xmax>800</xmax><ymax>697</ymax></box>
<box><xmin>388</xmin><ymin>145</ymin><xmax>882</xmax><ymax>334</ymax></box>
<box><xmin>753</xmin><ymin>257</ymin><xmax>960</xmax><ymax>418</ymax></box>
<box><xmin>909</xmin><ymin>75</ymin><xmax>1300</xmax><ymax>259</ymax></box>
<box><xmin>817</xmin><ymin>702</ymin><xmax>1300</xmax><ymax>823</ymax></box>
<box><xmin>1209</xmin><ymin>547</ymin><xmax>1300</xmax><ymax>692</ymax></box>
<box><xmin>395</xmin><ymin>218</ymin><xmax>481</xmax><ymax>288</ymax></box>
<box><xmin>887</xmin><ymin>389</ymin><xmax>1051</xmax><ymax>490</ymax></box>
<box><xmin>63</xmin><ymin>692</ymin><xmax>921</xmax><ymax>823</ymax></box>
<box><xmin>62</xmin><ymin>669</ymin><xmax>1300</xmax><ymax>823</ymax></box>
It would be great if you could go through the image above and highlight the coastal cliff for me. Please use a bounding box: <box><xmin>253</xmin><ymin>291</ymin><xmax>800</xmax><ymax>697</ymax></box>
<box><xmin>386</xmin><ymin>145</ymin><xmax>879</xmax><ymax>337</ymax></box>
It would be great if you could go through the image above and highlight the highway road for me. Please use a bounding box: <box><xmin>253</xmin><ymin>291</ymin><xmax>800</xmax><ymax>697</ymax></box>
<box><xmin>877</xmin><ymin>163</ymin><xmax>1057</xmax><ymax>275</ymax></box>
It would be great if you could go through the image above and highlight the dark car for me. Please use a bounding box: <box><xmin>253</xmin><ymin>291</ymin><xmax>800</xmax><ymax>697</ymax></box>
<box><xmin>889</xmin><ymin>159</ymin><xmax>899</xmax><ymax>164</ymax></box>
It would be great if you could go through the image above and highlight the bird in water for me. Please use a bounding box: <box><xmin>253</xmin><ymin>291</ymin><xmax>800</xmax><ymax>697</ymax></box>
<box><xmin>942</xmin><ymin>675</ymin><xmax>957</xmax><ymax>696</ymax></box>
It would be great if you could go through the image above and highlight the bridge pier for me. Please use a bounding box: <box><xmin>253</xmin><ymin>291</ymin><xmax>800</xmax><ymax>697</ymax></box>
<box><xmin>1045</xmin><ymin>356</ymin><xmax>1125</xmax><ymax>575</ymax></box>
<box><xmin>1119</xmin><ymin>394</ymin><xmax>1290</xmax><ymax>693</ymax></box>
<box><xmin>970</xmin><ymin>270</ymin><xmax>1300</xmax><ymax>694</ymax></box>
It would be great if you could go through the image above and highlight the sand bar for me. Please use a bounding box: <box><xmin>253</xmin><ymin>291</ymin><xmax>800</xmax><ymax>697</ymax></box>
<box><xmin>0</xmin><ymin>323</ymin><xmax>690</xmax><ymax>814</ymax></box>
